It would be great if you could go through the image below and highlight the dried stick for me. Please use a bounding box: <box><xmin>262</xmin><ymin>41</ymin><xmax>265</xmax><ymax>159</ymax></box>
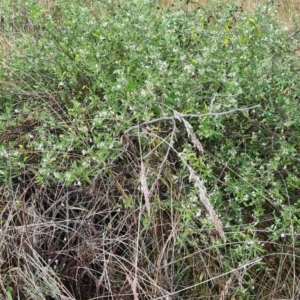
<box><xmin>125</xmin><ymin>105</ymin><xmax>260</xmax><ymax>133</ymax></box>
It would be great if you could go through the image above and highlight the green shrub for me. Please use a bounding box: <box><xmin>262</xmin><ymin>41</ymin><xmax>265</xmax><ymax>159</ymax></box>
<box><xmin>0</xmin><ymin>0</ymin><xmax>299</xmax><ymax>298</ymax></box>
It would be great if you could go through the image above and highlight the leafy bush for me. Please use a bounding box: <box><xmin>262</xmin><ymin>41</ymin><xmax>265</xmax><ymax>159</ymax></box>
<box><xmin>0</xmin><ymin>0</ymin><xmax>299</xmax><ymax>299</ymax></box>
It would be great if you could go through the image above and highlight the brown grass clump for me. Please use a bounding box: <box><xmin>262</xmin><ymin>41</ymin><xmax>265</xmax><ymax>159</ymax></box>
<box><xmin>0</xmin><ymin>142</ymin><xmax>216</xmax><ymax>299</ymax></box>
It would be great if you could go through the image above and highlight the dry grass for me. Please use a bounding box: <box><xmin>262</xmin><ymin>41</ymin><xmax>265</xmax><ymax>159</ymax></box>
<box><xmin>0</xmin><ymin>145</ymin><xmax>226</xmax><ymax>299</ymax></box>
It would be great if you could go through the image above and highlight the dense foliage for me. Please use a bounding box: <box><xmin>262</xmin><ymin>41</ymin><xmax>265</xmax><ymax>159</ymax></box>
<box><xmin>0</xmin><ymin>0</ymin><xmax>299</xmax><ymax>299</ymax></box>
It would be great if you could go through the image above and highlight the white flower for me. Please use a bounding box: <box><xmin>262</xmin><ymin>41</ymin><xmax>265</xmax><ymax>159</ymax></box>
<box><xmin>75</xmin><ymin>181</ymin><xmax>81</xmax><ymax>186</ymax></box>
<box><xmin>36</xmin><ymin>143</ymin><xmax>44</xmax><ymax>151</ymax></box>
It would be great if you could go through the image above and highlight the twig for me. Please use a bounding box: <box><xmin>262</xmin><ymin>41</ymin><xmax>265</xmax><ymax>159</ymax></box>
<box><xmin>125</xmin><ymin>105</ymin><xmax>260</xmax><ymax>133</ymax></box>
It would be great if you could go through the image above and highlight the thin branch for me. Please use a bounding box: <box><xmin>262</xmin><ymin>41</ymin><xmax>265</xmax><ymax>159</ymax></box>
<box><xmin>125</xmin><ymin>105</ymin><xmax>260</xmax><ymax>133</ymax></box>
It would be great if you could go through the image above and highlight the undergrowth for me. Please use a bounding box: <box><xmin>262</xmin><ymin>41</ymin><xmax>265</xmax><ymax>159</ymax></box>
<box><xmin>0</xmin><ymin>0</ymin><xmax>300</xmax><ymax>299</ymax></box>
